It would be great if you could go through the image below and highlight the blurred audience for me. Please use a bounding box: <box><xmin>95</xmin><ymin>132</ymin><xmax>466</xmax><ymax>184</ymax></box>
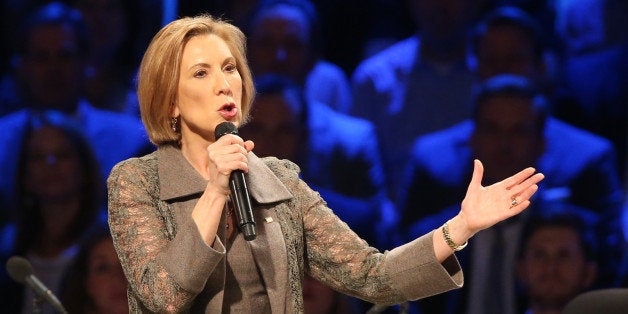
<box><xmin>350</xmin><ymin>0</ymin><xmax>485</xmax><ymax>200</ymax></box>
<box><xmin>550</xmin><ymin>0</ymin><xmax>628</xmax><ymax>186</ymax></box>
<box><xmin>0</xmin><ymin>111</ymin><xmax>103</xmax><ymax>313</ymax></box>
<box><xmin>60</xmin><ymin>225</ymin><xmax>128</xmax><ymax>314</ymax></box>
<box><xmin>472</xmin><ymin>6</ymin><xmax>628</xmax><ymax>288</ymax></box>
<box><xmin>246</xmin><ymin>0</ymin><xmax>352</xmax><ymax>114</ymax></box>
<box><xmin>76</xmin><ymin>0</ymin><xmax>159</xmax><ymax>112</ymax></box>
<box><xmin>398</xmin><ymin>74</ymin><xmax>622</xmax><ymax>234</ymax></box>
<box><xmin>240</xmin><ymin>74</ymin><xmax>395</xmax><ymax>250</ymax></box>
<box><xmin>468</xmin><ymin>5</ymin><xmax>591</xmax><ymax>148</ymax></box>
<box><xmin>315</xmin><ymin>0</ymin><xmax>417</xmax><ymax>71</ymax></box>
<box><xmin>554</xmin><ymin>0</ymin><xmax>607</xmax><ymax>56</ymax></box>
<box><xmin>398</xmin><ymin>75</ymin><xmax>624</xmax><ymax>314</ymax></box>
<box><xmin>515</xmin><ymin>204</ymin><xmax>599</xmax><ymax>314</ymax></box>
<box><xmin>0</xmin><ymin>1</ymin><xmax>153</xmax><ymax>217</ymax></box>
<box><xmin>469</xmin><ymin>6</ymin><xmax>562</xmax><ymax>95</ymax></box>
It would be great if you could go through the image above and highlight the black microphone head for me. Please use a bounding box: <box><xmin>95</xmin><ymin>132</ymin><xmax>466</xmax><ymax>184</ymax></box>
<box><xmin>6</xmin><ymin>256</ymin><xmax>33</xmax><ymax>284</ymax></box>
<box><xmin>215</xmin><ymin>122</ymin><xmax>238</xmax><ymax>141</ymax></box>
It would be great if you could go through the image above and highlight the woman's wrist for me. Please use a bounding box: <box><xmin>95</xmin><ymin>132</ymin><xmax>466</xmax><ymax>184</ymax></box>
<box><xmin>444</xmin><ymin>215</ymin><xmax>473</xmax><ymax>250</ymax></box>
<box><xmin>442</xmin><ymin>221</ymin><xmax>467</xmax><ymax>251</ymax></box>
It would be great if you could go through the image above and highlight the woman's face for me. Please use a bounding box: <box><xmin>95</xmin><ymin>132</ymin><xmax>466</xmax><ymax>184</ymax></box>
<box><xmin>86</xmin><ymin>237</ymin><xmax>128</xmax><ymax>314</ymax></box>
<box><xmin>24</xmin><ymin>126</ymin><xmax>83</xmax><ymax>201</ymax></box>
<box><xmin>175</xmin><ymin>34</ymin><xmax>243</xmax><ymax>144</ymax></box>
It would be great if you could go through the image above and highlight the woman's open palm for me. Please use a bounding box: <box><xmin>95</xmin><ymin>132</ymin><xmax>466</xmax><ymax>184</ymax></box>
<box><xmin>460</xmin><ymin>159</ymin><xmax>544</xmax><ymax>234</ymax></box>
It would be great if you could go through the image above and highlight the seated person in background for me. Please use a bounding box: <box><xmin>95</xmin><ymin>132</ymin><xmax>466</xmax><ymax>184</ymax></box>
<box><xmin>398</xmin><ymin>74</ymin><xmax>623</xmax><ymax>235</ymax></box>
<box><xmin>397</xmin><ymin>75</ymin><xmax>624</xmax><ymax>313</ymax></box>
<box><xmin>60</xmin><ymin>225</ymin><xmax>128</xmax><ymax>314</ymax></box>
<box><xmin>482</xmin><ymin>2</ymin><xmax>628</xmax><ymax>184</ymax></box>
<box><xmin>405</xmin><ymin>200</ymin><xmax>603</xmax><ymax>314</ymax></box>
<box><xmin>0</xmin><ymin>2</ymin><xmax>153</xmax><ymax>214</ymax></box>
<box><xmin>515</xmin><ymin>204</ymin><xmax>599</xmax><ymax>314</ymax></box>
<box><xmin>76</xmin><ymin>0</ymin><xmax>157</xmax><ymax>113</ymax></box>
<box><xmin>466</xmin><ymin>7</ymin><xmax>626</xmax><ymax>280</ymax></box>
<box><xmin>239</xmin><ymin>74</ymin><xmax>395</xmax><ymax>250</ymax></box>
<box><xmin>349</xmin><ymin>0</ymin><xmax>484</xmax><ymax>200</ymax></box>
<box><xmin>0</xmin><ymin>111</ymin><xmax>103</xmax><ymax>313</ymax></box>
<box><xmin>469</xmin><ymin>6</ymin><xmax>563</xmax><ymax>97</ymax></box>
<box><xmin>246</xmin><ymin>0</ymin><xmax>352</xmax><ymax>113</ymax></box>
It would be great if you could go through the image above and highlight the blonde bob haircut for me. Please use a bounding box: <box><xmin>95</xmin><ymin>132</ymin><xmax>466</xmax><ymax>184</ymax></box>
<box><xmin>137</xmin><ymin>15</ymin><xmax>255</xmax><ymax>145</ymax></box>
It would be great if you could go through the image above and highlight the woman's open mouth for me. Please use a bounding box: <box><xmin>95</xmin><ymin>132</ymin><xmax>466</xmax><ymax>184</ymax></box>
<box><xmin>218</xmin><ymin>103</ymin><xmax>238</xmax><ymax>119</ymax></box>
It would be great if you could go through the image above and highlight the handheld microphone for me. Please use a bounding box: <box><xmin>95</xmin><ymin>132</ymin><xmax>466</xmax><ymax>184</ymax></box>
<box><xmin>214</xmin><ymin>122</ymin><xmax>256</xmax><ymax>241</ymax></box>
<box><xmin>6</xmin><ymin>256</ymin><xmax>69</xmax><ymax>314</ymax></box>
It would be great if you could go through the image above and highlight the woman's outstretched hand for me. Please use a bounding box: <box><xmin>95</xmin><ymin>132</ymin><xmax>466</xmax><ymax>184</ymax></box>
<box><xmin>433</xmin><ymin>159</ymin><xmax>544</xmax><ymax>261</ymax></box>
<box><xmin>460</xmin><ymin>159</ymin><xmax>544</xmax><ymax>235</ymax></box>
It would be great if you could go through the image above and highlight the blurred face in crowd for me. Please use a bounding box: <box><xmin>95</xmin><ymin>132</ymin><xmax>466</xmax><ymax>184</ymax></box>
<box><xmin>19</xmin><ymin>24</ymin><xmax>85</xmax><ymax>111</ymax></box>
<box><xmin>77</xmin><ymin>0</ymin><xmax>127</xmax><ymax>57</ymax></box>
<box><xmin>555</xmin><ymin>0</ymin><xmax>606</xmax><ymax>54</ymax></box>
<box><xmin>409</xmin><ymin>0</ymin><xmax>480</xmax><ymax>43</ymax></box>
<box><xmin>516</xmin><ymin>226</ymin><xmax>597</xmax><ymax>309</ymax></box>
<box><xmin>475</xmin><ymin>25</ymin><xmax>542</xmax><ymax>81</ymax></box>
<box><xmin>470</xmin><ymin>95</ymin><xmax>544</xmax><ymax>183</ymax></box>
<box><xmin>24</xmin><ymin>126</ymin><xmax>83</xmax><ymax>202</ymax></box>
<box><xmin>86</xmin><ymin>237</ymin><xmax>128</xmax><ymax>314</ymax></box>
<box><xmin>248</xmin><ymin>5</ymin><xmax>313</xmax><ymax>84</ymax></box>
<box><xmin>174</xmin><ymin>34</ymin><xmax>243</xmax><ymax>142</ymax></box>
<box><xmin>240</xmin><ymin>92</ymin><xmax>303</xmax><ymax>160</ymax></box>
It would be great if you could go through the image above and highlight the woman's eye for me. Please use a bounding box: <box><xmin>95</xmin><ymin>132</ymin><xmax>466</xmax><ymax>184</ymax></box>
<box><xmin>224</xmin><ymin>63</ymin><xmax>237</xmax><ymax>73</ymax></box>
<box><xmin>194</xmin><ymin>69</ymin><xmax>207</xmax><ymax>78</ymax></box>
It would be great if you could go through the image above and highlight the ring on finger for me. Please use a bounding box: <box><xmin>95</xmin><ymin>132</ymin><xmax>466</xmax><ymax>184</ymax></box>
<box><xmin>510</xmin><ymin>198</ymin><xmax>519</xmax><ymax>208</ymax></box>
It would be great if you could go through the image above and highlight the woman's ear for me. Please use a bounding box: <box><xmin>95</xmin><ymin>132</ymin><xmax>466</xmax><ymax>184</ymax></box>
<box><xmin>170</xmin><ymin>103</ymin><xmax>180</xmax><ymax>118</ymax></box>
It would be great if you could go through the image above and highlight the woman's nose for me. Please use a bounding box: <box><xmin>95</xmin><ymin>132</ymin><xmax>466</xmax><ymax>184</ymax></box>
<box><xmin>215</xmin><ymin>73</ymin><xmax>231</xmax><ymax>95</ymax></box>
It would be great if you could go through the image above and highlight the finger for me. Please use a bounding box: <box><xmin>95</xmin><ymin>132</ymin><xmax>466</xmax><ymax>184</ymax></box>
<box><xmin>216</xmin><ymin>133</ymin><xmax>244</xmax><ymax>145</ymax></box>
<box><xmin>502</xmin><ymin>167</ymin><xmax>537</xmax><ymax>189</ymax></box>
<box><xmin>512</xmin><ymin>183</ymin><xmax>540</xmax><ymax>205</ymax></box>
<box><xmin>508</xmin><ymin>173</ymin><xmax>544</xmax><ymax>197</ymax></box>
<box><xmin>216</xmin><ymin>146</ymin><xmax>248</xmax><ymax>163</ymax></box>
<box><xmin>507</xmin><ymin>199</ymin><xmax>531</xmax><ymax>217</ymax></box>
<box><xmin>213</xmin><ymin>154</ymin><xmax>249</xmax><ymax>175</ymax></box>
<box><xmin>208</xmin><ymin>142</ymin><xmax>249</xmax><ymax>172</ymax></box>
<box><xmin>208</xmin><ymin>144</ymin><xmax>245</xmax><ymax>163</ymax></box>
<box><xmin>244</xmin><ymin>140</ymin><xmax>255</xmax><ymax>153</ymax></box>
<box><xmin>469</xmin><ymin>159</ymin><xmax>484</xmax><ymax>188</ymax></box>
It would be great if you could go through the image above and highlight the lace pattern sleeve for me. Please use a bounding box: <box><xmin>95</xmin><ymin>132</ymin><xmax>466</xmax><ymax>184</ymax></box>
<box><xmin>298</xmin><ymin>178</ymin><xmax>406</xmax><ymax>305</ymax></box>
<box><xmin>107</xmin><ymin>157</ymin><xmax>198</xmax><ymax>312</ymax></box>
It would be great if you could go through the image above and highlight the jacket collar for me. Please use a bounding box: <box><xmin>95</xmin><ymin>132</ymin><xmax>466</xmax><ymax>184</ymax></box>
<box><xmin>157</xmin><ymin>144</ymin><xmax>293</xmax><ymax>204</ymax></box>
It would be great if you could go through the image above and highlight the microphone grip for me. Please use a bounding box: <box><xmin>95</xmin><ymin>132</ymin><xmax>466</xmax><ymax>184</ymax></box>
<box><xmin>229</xmin><ymin>170</ymin><xmax>256</xmax><ymax>241</ymax></box>
<box><xmin>26</xmin><ymin>275</ymin><xmax>68</xmax><ymax>314</ymax></box>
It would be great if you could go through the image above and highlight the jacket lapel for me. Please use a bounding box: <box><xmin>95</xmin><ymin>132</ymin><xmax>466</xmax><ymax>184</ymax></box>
<box><xmin>246</xmin><ymin>154</ymin><xmax>293</xmax><ymax>313</ymax></box>
<box><xmin>158</xmin><ymin>144</ymin><xmax>207</xmax><ymax>201</ymax></box>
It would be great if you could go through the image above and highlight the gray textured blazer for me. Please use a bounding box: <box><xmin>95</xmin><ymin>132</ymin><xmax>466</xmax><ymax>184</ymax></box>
<box><xmin>107</xmin><ymin>144</ymin><xmax>464</xmax><ymax>313</ymax></box>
